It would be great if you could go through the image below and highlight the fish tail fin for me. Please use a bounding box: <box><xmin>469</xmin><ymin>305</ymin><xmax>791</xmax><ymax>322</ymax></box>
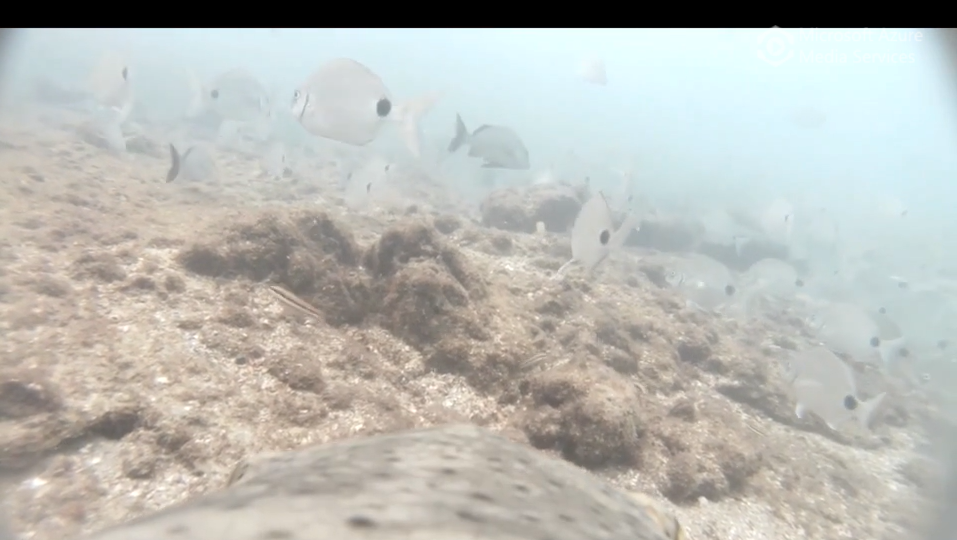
<box><xmin>448</xmin><ymin>113</ymin><xmax>469</xmax><ymax>153</ymax></box>
<box><xmin>610</xmin><ymin>212</ymin><xmax>640</xmax><ymax>249</ymax></box>
<box><xmin>185</xmin><ymin>68</ymin><xmax>205</xmax><ymax>119</ymax></box>
<box><xmin>857</xmin><ymin>392</ymin><xmax>886</xmax><ymax>430</ymax></box>
<box><xmin>166</xmin><ymin>143</ymin><xmax>181</xmax><ymax>183</ymax></box>
<box><xmin>394</xmin><ymin>92</ymin><xmax>441</xmax><ymax>159</ymax></box>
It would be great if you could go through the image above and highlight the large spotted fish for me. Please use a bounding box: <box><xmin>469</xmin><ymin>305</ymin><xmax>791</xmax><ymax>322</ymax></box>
<box><xmin>72</xmin><ymin>424</ymin><xmax>683</xmax><ymax>540</ymax></box>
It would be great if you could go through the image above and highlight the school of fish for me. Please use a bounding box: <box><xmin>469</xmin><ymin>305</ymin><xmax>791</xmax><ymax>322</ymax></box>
<box><xmin>6</xmin><ymin>28</ymin><xmax>957</xmax><ymax>540</ymax></box>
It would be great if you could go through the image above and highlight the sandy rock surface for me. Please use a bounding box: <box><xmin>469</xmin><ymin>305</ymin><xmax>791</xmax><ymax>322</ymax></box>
<box><xmin>0</xmin><ymin>111</ymin><xmax>940</xmax><ymax>540</ymax></box>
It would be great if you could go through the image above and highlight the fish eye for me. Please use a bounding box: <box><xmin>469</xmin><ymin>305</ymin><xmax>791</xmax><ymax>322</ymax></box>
<box><xmin>899</xmin><ymin>347</ymin><xmax>910</xmax><ymax>358</ymax></box>
<box><xmin>376</xmin><ymin>97</ymin><xmax>392</xmax><ymax>117</ymax></box>
<box><xmin>121</xmin><ymin>67</ymin><xmax>128</xmax><ymax>81</ymax></box>
<box><xmin>210</xmin><ymin>89</ymin><xmax>219</xmax><ymax>99</ymax></box>
<box><xmin>794</xmin><ymin>279</ymin><xmax>804</xmax><ymax>287</ymax></box>
<box><xmin>869</xmin><ymin>336</ymin><xmax>880</xmax><ymax>347</ymax></box>
<box><xmin>293</xmin><ymin>90</ymin><xmax>301</xmax><ymax>101</ymax></box>
<box><xmin>842</xmin><ymin>395</ymin><xmax>858</xmax><ymax>410</ymax></box>
<box><xmin>724</xmin><ymin>284</ymin><xmax>736</xmax><ymax>296</ymax></box>
<box><xmin>365</xmin><ymin>182</ymin><xmax>372</xmax><ymax>193</ymax></box>
<box><xmin>878</xmin><ymin>307</ymin><xmax>886</xmax><ymax>314</ymax></box>
<box><xmin>598</xmin><ymin>229</ymin><xmax>611</xmax><ymax>245</ymax></box>
<box><xmin>921</xmin><ymin>372</ymin><xmax>931</xmax><ymax>383</ymax></box>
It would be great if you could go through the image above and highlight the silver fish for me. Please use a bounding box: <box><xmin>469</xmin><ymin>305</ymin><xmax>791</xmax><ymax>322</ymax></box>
<box><xmin>193</xmin><ymin>68</ymin><xmax>272</xmax><ymax>123</ymax></box>
<box><xmin>290</xmin><ymin>58</ymin><xmax>438</xmax><ymax>159</ymax></box>
<box><xmin>74</xmin><ymin>424</ymin><xmax>678</xmax><ymax>540</ymax></box>
<box><xmin>448</xmin><ymin>113</ymin><xmax>530</xmax><ymax>170</ymax></box>
<box><xmin>556</xmin><ymin>192</ymin><xmax>639</xmax><ymax>277</ymax></box>
<box><xmin>736</xmin><ymin>258</ymin><xmax>804</xmax><ymax>317</ymax></box>
<box><xmin>809</xmin><ymin>302</ymin><xmax>904</xmax><ymax>368</ymax></box>
<box><xmin>83</xmin><ymin>51</ymin><xmax>133</xmax><ymax>152</ymax></box>
<box><xmin>740</xmin><ymin>258</ymin><xmax>803</xmax><ymax>297</ymax></box>
<box><xmin>86</xmin><ymin>50</ymin><xmax>133</xmax><ymax>122</ymax></box>
<box><xmin>664</xmin><ymin>254</ymin><xmax>738</xmax><ymax>312</ymax></box>
<box><xmin>878</xmin><ymin>289</ymin><xmax>957</xmax><ymax>348</ymax></box>
<box><xmin>784</xmin><ymin>346</ymin><xmax>885</xmax><ymax>430</ymax></box>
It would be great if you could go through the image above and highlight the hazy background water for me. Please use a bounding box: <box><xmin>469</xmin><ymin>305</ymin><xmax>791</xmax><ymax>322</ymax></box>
<box><xmin>1</xmin><ymin>29</ymin><xmax>951</xmax><ymax>213</ymax></box>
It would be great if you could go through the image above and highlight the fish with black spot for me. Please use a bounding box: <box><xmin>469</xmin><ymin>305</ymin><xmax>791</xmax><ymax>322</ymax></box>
<box><xmin>783</xmin><ymin>345</ymin><xmax>886</xmax><ymax>431</ymax></box>
<box><xmin>290</xmin><ymin>58</ymin><xmax>440</xmax><ymax>159</ymax></box>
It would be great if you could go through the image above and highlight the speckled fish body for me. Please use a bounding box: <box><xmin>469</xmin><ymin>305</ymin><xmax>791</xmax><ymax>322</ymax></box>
<box><xmin>75</xmin><ymin>424</ymin><xmax>677</xmax><ymax>540</ymax></box>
